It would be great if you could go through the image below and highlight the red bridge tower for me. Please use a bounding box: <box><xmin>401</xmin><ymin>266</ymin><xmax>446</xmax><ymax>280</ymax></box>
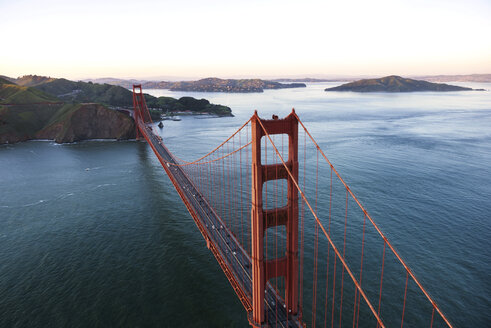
<box><xmin>250</xmin><ymin>111</ymin><xmax>299</xmax><ymax>326</ymax></box>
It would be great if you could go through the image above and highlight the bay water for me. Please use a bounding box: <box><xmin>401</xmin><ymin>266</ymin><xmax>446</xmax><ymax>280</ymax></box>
<box><xmin>1</xmin><ymin>83</ymin><xmax>490</xmax><ymax>327</ymax></box>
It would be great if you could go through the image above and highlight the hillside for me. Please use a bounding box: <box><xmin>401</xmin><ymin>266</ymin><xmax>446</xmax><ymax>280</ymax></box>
<box><xmin>33</xmin><ymin>78</ymin><xmax>135</xmax><ymax>106</ymax></box>
<box><xmin>142</xmin><ymin>78</ymin><xmax>306</xmax><ymax>92</ymax></box>
<box><xmin>10</xmin><ymin>75</ymin><xmax>57</xmax><ymax>87</ymax></box>
<box><xmin>0</xmin><ymin>77</ymin><xmax>14</xmax><ymax>85</ymax></box>
<box><xmin>0</xmin><ymin>75</ymin><xmax>233</xmax><ymax>144</ymax></box>
<box><xmin>325</xmin><ymin>76</ymin><xmax>476</xmax><ymax>92</ymax></box>
<box><xmin>0</xmin><ymin>78</ymin><xmax>135</xmax><ymax>143</ymax></box>
<box><xmin>30</xmin><ymin>77</ymin><xmax>232</xmax><ymax>116</ymax></box>
<box><xmin>0</xmin><ymin>78</ymin><xmax>59</xmax><ymax>104</ymax></box>
<box><xmin>36</xmin><ymin>103</ymin><xmax>135</xmax><ymax>143</ymax></box>
<box><xmin>0</xmin><ymin>103</ymin><xmax>62</xmax><ymax>143</ymax></box>
<box><xmin>0</xmin><ymin>103</ymin><xmax>134</xmax><ymax>144</ymax></box>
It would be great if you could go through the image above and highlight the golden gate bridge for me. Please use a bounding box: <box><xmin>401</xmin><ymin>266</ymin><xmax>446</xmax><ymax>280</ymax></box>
<box><xmin>132</xmin><ymin>85</ymin><xmax>454</xmax><ymax>328</ymax></box>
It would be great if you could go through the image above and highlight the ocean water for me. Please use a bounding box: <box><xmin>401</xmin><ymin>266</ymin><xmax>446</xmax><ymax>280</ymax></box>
<box><xmin>1</xmin><ymin>82</ymin><xmax>490</xmax><ymax>327</ymax></box>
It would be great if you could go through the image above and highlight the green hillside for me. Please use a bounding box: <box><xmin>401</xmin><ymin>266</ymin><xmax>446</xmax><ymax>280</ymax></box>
<box><xmin>0</xmin><ymin>103</ymin><xmax>65</xmax><ymax>142</ymax></box>
<box><xmin>0</xmin><ymin>79</ymin><xmax>59</xmax><ymax>104</ymax></box>
<box><xmin>34</xmin><ymin>79</ymin><xmax>134</xmax><ymax>106</ymax></box>
<box><xmin>32</xmin><ymin>78</ymin><xmax>232</xmax><ymax>116</ymax></box>
<box><xmin>12</xmin><ymin>75</ymin><xmax>57</xmax><ymax>87</ymax></box>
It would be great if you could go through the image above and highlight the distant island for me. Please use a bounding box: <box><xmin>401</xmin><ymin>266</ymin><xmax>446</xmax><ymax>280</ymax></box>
<box><xmin>0</xmin><ymin>75</ymin><xmax>233</xmax><ymax>144</ymax></box>
<box><xmin>141</xmin><ymin>78</ymin><xmax>306</xmax><ymax>93</ymax></box>
<box><xmin>83</xmin><ymin>74</ymin><xmax>491</xmax><ymax>91</ymax></box>
<box><xmin>325</xmin><ymin>75</ymin><xmax>482</xmax><ymax>92</ymax></box>
<box><xmin>84</xmin><ymin>77</ymin><xmax>306</xmax><ymax>93</ymax></box>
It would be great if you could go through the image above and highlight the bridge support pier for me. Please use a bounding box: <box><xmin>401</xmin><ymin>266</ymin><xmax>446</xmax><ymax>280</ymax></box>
<box><xmin>251</xmin><ymin>110</ymin><xmax>299</xmax><ymax>326</ymax></box>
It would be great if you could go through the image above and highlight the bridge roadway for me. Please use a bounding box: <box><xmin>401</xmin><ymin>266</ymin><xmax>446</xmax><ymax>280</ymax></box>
<box><xmin>138</xmin><ymin>123</ymin><xmax>302</xmax><ymax>327</ymax></box>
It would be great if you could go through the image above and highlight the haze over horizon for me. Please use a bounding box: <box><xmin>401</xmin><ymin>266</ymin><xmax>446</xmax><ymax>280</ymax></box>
<box><xmin>1</xmin><ymin>0</ymin><xmax>490</xmax><ymax>80</ymax></box>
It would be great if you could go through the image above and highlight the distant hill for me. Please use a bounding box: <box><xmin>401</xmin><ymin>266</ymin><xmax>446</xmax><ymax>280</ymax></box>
<box><xmin>272</xmin><ymin>78</ymin><xmax>354</xmax><ymax>82</ymax></box>
<box><xmin>89</xmin><ymin>77</ymin><xmax>306</xmax><ymax>92</ymax></box>
<box><xmin>142</xmin><ymin>81</ymin><xmax>173</xmax><ymax>89</ymax></box>
<box><xmin>325</xmin><ymin>76</ymin><xmax>478</xmax><ymax>92</ymax></box>
<box><xmin>84</xmin><ymin>78</ymin><xmax>148</xmax><ymax>89</ymax></box>
<box><xmin>142</xmin><ymin>78</ymin><xmax>306</xmax><ymax>92</ymax></box>
<box><xmin>83</xmin><ymin>74</ymin><xmax>491</xmax><ymax>89</ymax></box>
<box><xmin>414</xmin><ymin>74</ymin><xmax>491</xmax><ymax>83</ymax></box>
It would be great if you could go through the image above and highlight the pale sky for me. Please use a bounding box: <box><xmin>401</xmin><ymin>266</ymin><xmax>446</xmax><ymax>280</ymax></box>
<box><xmin>1</xmin><ymin>0</ymin><xmax>490</xmax><ymax>80</ymax></box>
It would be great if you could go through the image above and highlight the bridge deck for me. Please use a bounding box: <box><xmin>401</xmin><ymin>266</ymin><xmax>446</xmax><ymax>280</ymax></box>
<box><xmin>139</xmin><ymin>124</ymin><xmax>302</xmax><ymax>328</ymax></box>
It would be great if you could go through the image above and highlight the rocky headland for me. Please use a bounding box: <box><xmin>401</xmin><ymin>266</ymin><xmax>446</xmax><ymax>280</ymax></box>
<box><xmin>0</xmin><ymin>102</ymin><xmax>135</xmax><ymax>144</ymax></box>
<box><xmin>36</xmin><ymin>103</ymin><xmax>135</xmax><ymax>143</ymax></box>
<box><xmin>0</xmin><ymin>75</ymin><xmax>232</xmax><ymax>144</ymax></box>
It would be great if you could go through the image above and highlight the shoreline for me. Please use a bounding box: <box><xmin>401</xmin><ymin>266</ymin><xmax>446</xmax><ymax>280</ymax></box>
<box><xmin>0</xmin><ymin>138</ymin><xmax>140</xmax><ymax>146</ymax></box>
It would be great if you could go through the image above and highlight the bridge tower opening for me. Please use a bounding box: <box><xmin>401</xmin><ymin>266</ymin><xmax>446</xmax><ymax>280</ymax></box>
<box><xmin>250</xmin><ymin>110</ymin><xmax>299</xmax><ymax>326</ymax></box>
